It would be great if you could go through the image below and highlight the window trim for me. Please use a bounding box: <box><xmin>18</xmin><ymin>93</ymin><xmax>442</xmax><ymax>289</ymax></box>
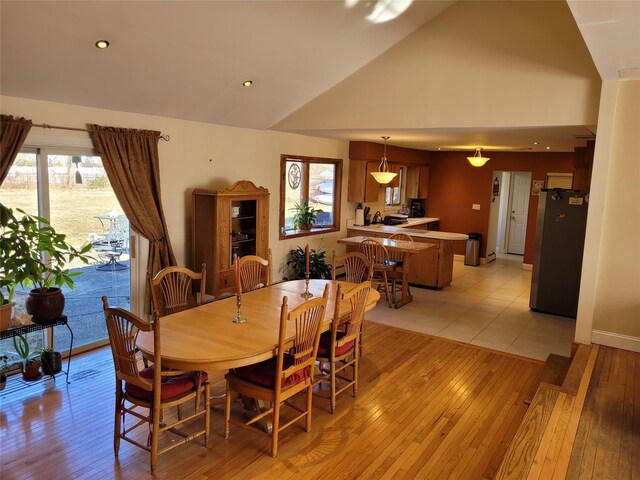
<box><xmin>279</xmin><ymin>154</ymin><xmax>342</xmax><ymax>240</ymax></box>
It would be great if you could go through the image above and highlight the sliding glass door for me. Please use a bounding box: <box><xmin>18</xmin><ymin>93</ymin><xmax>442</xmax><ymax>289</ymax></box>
<box><xmin>0</xmin><ymin>148</ymin><xmax>132</xmax><ymax>357</ymax></box>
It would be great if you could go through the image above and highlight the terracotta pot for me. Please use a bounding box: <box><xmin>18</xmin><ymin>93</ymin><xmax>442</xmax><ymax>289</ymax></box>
<box><xmin>0</xmin><ymin>302</ymin><xmax>15</xmax><ymax>331</ymax></box>
<box><xmin>299</xmin><ymin>223</ymin><xmax>313</xmax><ymax>231</ymax></box>
<box><xmin>22</xmin><ymin>358</ymin><xmax>41</xmax><ymax>381</ymax></box>
<box><xmin>26</xmin><ymin>288</ymin><xmax>65</xmax><ymax>325</ymax></box>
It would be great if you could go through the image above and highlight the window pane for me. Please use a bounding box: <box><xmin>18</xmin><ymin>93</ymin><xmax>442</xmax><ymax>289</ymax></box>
<box><xmin>309</xmin><ymin>163</ymin><xmax>335</xmax><ymax>226</ymax></box>
<box><xmin>284</xmin><ymin>160</ymin><xmax>303</xmax><ymax>229</ymax></box>
<box><xmin>0</xmin><ymin>152</ymin><xmax>38</xmax><ymax>216</ymax></box>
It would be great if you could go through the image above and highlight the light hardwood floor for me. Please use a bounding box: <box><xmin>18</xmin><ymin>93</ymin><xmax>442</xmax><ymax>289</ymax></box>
<box><xmin>0</xmin><ymin>322</ymin><xmax>543</xmax><ymax>479</ymax></box>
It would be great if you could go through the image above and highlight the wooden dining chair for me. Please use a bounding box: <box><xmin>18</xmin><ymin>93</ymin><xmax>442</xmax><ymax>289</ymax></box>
<box><xmin>238</xmin><ymin>248</ymin><xmax>272</xmax><ymax>292</ymax></box>
<box><xmin>102</xmin><ymin>296</ymin><xmax>210</xmax><ymax>474</ymax></box>
<box><xmin>360</xmin><ymin>239</ymin><xmax>395</xmax><ymax>308</ymax></box>
<box><xmin>315</xmin><ymin>281</ymin><xmax>370</xmax><ymax>414</ymax></box>
<box><xmin>224</xmin><ymin>284</ymin><xmax>329</xmax><ymax>457</ymax></box>
<box><xmin>388</xmin><ymin>233</ymin><xmax>413</xmax><ymax>301</ymax></box>
<box><xmin>150</xmin><ymin>264</ymin><xmax>207</xmax><ymax>318</ymax></box>
<box><xmin>331</xmin><ymin>251</ymin><xmax>373</xmax><ymax>283</ymax></box>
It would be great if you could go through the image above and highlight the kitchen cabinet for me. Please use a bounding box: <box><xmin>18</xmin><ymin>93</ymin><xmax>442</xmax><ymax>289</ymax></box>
<box><xmin>405</xmin><ymin>165</ymin><xmax>430</xmax><ymax>199</ymax></box>
<box><xmin>347</xmin><ymin>160</ymin><xmax>381</xmax><ymax>203</ymax></box>
<box><xmin>192</xmin><ymin>181</ymin><xmax>270</xmax><ymax>297</ymax></box>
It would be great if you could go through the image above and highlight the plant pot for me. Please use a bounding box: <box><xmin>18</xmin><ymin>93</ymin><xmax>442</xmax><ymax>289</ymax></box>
<box><xmin>41</xmin><ymin>351</ymin><xmax>63</xmax><ymax>376</ymax></box>
<box><xmin>0</xmin><ymin>302</ymin><xmax>15</xmax><ymax>331</ymax></box>
<box><xmin>26</xmin><ymin>288</ymin><xmax>65</xmax><ymax>325</ymax></box>
<box><xmin>22</xmin><ymin>358</ymin><xmax>42</xmax><ymax>381</ymax></box>
<box><xmin>299</xmin><ymin>223</ymin><xmax>312</xmax><ymax>231</ymax></box>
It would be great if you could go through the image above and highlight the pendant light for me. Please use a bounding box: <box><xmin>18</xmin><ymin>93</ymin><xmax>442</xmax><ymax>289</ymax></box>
<box><xmin>370</xmin><ymin>136</ymin><xmax>398</xmax><ymax>184</ymax></box>
<box><xmin>467</xmin><ymin>147</ymin><xmax>490</xmax><ymax>167</ymax></box>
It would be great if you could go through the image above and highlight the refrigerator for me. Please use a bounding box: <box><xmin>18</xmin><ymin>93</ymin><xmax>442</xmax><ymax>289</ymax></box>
<box><xmin>530</xmin><ymin>189</ymin><xmax>589</xmax><ymax>318</ymax></box>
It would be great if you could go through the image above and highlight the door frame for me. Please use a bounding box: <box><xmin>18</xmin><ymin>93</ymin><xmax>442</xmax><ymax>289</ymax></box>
<box><xmin>505</xmin><ymin>171</ymin><xmax>531</xmax><ymax>255</ymax></box>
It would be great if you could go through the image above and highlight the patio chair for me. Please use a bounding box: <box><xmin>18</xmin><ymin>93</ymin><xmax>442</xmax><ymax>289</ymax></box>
<box><xmin>92</xmin><ymin>214</ymin><xmax>129</xmax><ymax>271</ymax></box>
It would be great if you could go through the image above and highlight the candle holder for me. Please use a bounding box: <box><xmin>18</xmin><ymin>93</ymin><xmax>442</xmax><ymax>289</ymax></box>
<box><xmin>301</xmin><ymin>272</ymin><xmax>314</xmax><ymax>299</ymax></box>
<box><xmin>231</xmin><ymin>293</ymin><xmax>247</xmax><ymax>323</ymax></box>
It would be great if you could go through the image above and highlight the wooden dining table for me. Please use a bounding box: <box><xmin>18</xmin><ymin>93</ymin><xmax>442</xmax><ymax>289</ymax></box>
<box><xmin>137</xmin><ymin>279</ymin><xmax>380</xmax><ymax>372</ymax></box>
<box><xmin>337</xmin><ymin>235</ymin><xmax>435</xmax><ymax>308</ymax></box>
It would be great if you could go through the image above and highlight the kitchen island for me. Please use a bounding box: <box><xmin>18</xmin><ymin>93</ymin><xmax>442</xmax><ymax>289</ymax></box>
<box><xmin>346</xmin><ymin>218</ymin><xmax>468</xmax><ymax>288</ymax></box>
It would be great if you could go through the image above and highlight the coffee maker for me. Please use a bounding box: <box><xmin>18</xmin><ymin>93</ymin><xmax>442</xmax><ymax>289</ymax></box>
<box><xmin>409</xmin><ymin>199</ymin><xmax>425</xmax><ymax>218</ymax></box>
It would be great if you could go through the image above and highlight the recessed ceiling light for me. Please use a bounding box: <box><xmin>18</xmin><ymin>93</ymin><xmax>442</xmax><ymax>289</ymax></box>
<box><xmin>546</xmin><ymin>146</ymin><xmax>551</xmax><ymax>150</ymax></box>
<box><xmin>242</xmin><ymin>80</ymin><xmax>253</xmax><ymax>87</ymax></box>
<box><xmin>437</xmin><ymin>147</ymin><xmax>442</xmax><ymax>151</ymax></box>
<box><xmin>533</xmin><ymin>141</ymin><xmax>539</xmax><ymax>145</ymax></box>
<box><xmin>95</xmin><ymin>40</ymin><xmax>110</xmax><ymax>49</ymax></box>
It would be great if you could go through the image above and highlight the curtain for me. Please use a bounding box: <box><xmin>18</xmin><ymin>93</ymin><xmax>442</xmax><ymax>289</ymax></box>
<box><xmin>89</xmin><ymin>125</ymin><xmax>176</xmax><ymax>311</ymax></box>
<box><xmin>0</xmin><ymin>115</ymin><xmax>32</xmax><ymax>185</ymax></box>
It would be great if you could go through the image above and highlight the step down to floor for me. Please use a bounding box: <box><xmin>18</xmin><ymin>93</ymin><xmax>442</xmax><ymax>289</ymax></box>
<box><xmin>524</xmin><ymin>353</ymin><xmax>572</xmax><ymax>405</ymax></box>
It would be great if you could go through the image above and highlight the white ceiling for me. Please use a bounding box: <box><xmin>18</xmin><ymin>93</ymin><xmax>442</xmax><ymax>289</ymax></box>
<box><xmin>1</xmin><ymin>1</ymin><xmax>638</xmax><ymax>152</ymax></box>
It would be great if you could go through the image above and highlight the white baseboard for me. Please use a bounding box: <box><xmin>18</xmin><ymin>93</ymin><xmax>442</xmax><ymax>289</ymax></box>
<box><xmin>522</xmin><ymin>263</ymin><xmax>533</xmax><ymax>271</ymax></box>
<box><xmin>591</xmin><ymin>329</ymin><xmax>640</xmax><ymax>353</ymax></box>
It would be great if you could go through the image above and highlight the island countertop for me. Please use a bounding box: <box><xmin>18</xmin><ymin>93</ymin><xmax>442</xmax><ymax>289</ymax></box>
<box><xmin>348</xmin><ymin>219</ymin><xmax>468</xmax><ymax>241</ymax></box>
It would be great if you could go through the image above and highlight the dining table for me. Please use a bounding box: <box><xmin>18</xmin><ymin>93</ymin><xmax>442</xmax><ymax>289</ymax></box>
<box><xmin>136</xmin><ymin>279</ymin><xmax>380</xmax><ymax>372</ymax></box>
<box><xmin>337</xmin><ymin>235</ymin><xmax>435</xmax><ymax>308</ymax></box>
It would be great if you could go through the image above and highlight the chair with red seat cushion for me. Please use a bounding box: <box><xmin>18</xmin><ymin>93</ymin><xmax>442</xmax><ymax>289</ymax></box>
<box><xmin>224</xmin><ymin>284</ymin><xmax>330</xmax><ymax>457</ymax></box>
<box><xmin>315</xmin><ymin>281</ymin><xmax>370</xmax><ymax>414</ymax></box>
<box><xmin>237</xmin><ymin>249</ymin><xmax>272</xmax><ymax>292</ymax></box>
<box><xmin>102</xmin><ymin>296</ymin><xmax>210</xmax><ymax>474</ymax></box>
<box><xmin>150</xmin><ymin>264</ymin><xmax>207</xmax><ymax>318</ymax></box>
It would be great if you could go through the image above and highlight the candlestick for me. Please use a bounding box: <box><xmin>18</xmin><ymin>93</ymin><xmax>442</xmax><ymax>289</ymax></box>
<box><xmin>300</xmin><ymin>272</ymin><xmax>314</xmax><ymax>299</ymax></box>
<box><xmin>235</xmin><ymin>253</ymin><xmax>241</xmax><ymax>295</ymax></box>
<box><xmin>231</xmin><ymin>292</ymin><xmax>247</xmax><ymax>323</ymax></box>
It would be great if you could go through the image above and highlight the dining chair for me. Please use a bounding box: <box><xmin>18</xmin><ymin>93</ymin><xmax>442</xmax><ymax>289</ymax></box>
<box><xmin>102</xmin><ymin>296</ymin><xmax>210</xmax><ymax>474</ymax></box>
<box><xmin>224</xmin><ymin>284</ymin><xmax>330</xmax><ymax>457</ymax></box>
<box><xmin>150</xmin><ymin>264</ymin><xmax>207</xmax><ymax>317</ymax></box>
<box><xmin>331</xmin><ymin>251</ymin><xmax>373</xmax><ymax>283</ymax></box>
<box><xmin>360</xmin><ymin>239</ymin><xmax>395</xmax><ymax>308</ymax></box>
<box><xmin>315</xmin><ymin>281</ymin><xmax>370</xmax><ymax>414</ymax></box>
<box><xmin>388</xmin><ymin>233</ymin><xmax>413</xmax><ymax>302</ymax></box>
<box><xmin>238</xmin><ymin>248</ymin><xmax>272</xmax><ymax>292</ymax></box>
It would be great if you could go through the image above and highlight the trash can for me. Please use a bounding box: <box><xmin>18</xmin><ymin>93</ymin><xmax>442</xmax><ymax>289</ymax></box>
<box><xmin>465</xmin><ymin>233</ymin><xmax>482</xmax><ymax>266</ymax></box>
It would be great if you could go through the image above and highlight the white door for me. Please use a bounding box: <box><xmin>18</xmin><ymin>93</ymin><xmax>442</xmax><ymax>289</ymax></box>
<box><xmin>507</xmin><ymin>172</ymin><xmax>531</xmax><ymax>255</ymax></box>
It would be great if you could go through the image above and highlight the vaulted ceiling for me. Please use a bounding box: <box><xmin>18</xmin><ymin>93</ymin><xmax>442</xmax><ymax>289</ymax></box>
<box><xmin>1</xmin><ymin>1</ymin><xmax>638</xmax><ymax>152</ymax></box>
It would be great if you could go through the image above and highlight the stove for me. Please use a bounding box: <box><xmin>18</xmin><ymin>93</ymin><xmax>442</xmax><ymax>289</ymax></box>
<box><xmin>384</xmin><ymin>214</ymin><xmax>408</xmax><ymax>226</ymax></box>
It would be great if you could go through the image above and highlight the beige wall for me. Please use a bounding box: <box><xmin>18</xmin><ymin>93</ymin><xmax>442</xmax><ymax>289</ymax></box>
<box><xmin>275</xmin><ymin>0</ymin><xmax>600</xmax><ymax>133</ymax></box>
<box><xmin>582</xmin><ymin>81</ymin><xmax>640</xmax><ymax>340</ymax></box>
<box><xmin>0</xmin><ymin>96</ymin><xmax>352</xmax><ymax>281</ymax></box>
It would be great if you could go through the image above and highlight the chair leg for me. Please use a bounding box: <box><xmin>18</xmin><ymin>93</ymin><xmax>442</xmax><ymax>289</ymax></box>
<box><xmin>330</xmin><ymin>360</ymin><xmax>336</xmax><ymax>414</ymax></box>
<box><xmin>359</xmin><ymin>320</ymin><xmax>365</xmax><ymax>357</ymax></box>
<box><xmin>150</xmin><ymin>406</ymin><xmax>160</xmax><ymax>474</ymax></box>
<box><xmin>271</xmin><ymin>401</ymin><xmax>281</xmax><ymax>457</ymax></box>
<box><xmin>224</xmin><ymin>380</ymin><xmax>231</xmax><ymax>440</ymax></box>
<box><xmin>306</xmin><ymin>383</ymin><xmax>313</xmax><ymax>432</ymax></box>
<box><xmin>353</xmin><ymin>350</ymin><xmax>359</xmax><ymax>398</ymax></box>
<box><xmin>382</xmin><ymin>271</ymin><xmax>393</xmax><ymax>308</ymax></box>
<box><xmin>204</xmin><ymin>383</ymin><xmax>211</xmax><ymax>447</ymax></box>
<box><xmin>114</xmin><ymin>389</ymin><xmax>122</xmax><ymax>456</ymax></box>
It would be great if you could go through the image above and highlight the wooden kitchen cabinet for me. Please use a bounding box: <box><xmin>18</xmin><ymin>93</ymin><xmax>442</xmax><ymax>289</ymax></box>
<box><xmin>405</xmin><ymin>165</ymin><xmax>430</xmax><ymax>199</ymax></box>
<box><xmin>192</xmin><ymin>181</ymin><xmax>269</xmax><ymax>297</ymax></box>
<box><xmin>347</xmin><ymin>160</ymin><xmax>381</xmax><ymax>203</ymax></box>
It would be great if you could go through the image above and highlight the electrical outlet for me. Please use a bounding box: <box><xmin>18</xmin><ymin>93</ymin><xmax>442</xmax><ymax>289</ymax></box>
<box><xmin>472</xmin><ymin>204</ymin><xmax>481</xmax><ymax>210</ymax></box>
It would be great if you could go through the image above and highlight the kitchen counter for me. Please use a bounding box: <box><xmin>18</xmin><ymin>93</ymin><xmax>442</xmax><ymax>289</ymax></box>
<box><xmin>346</xmin><ymin>221</ymin><xmax>467</xmax><ymax>289</ymax></box>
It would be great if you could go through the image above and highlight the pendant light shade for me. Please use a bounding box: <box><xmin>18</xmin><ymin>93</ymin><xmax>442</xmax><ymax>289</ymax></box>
<box><xmin>467</xmin><ymin>148</ymin><xmax>490</xmax><ymax>167</ymax></box>
<box><xmin>370</xmin><ymin>136</ymin><xmax>398</xmax><ymax>184</ymax></box>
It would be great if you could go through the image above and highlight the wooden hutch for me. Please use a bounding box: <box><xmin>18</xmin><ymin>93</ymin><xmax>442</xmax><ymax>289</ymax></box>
<box><xmin>192</xmin><ymin>181</ymin><xmax>270</xmax><ymax>297</ymax></box>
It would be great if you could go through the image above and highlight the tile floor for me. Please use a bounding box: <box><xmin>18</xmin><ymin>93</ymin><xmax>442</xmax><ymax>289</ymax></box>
<box><xmin>367</xmin><ymin>254</ymin><xmax>575</xmax><ymax>361</ymax></box>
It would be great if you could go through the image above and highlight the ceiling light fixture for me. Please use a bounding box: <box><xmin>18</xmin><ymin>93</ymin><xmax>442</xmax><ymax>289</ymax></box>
<box><xmin>467</xmin><ymin>147</ymin><xmax>490</xmax><ymax>167</ymax></box>
<box><xmin>242</xmin><ymin>80</ymin><xmax>253</xmax><ymax>87</ymax></box>
<box><xmin>370</xmin><ymin>136</ymin><xmax>398</xmax><ymax>184</ymax></box>
<box><xmin>533</xmin><ymin>141</ymin><xmax>539</xmax><ymax>145</ymax></box>
<box><xmin>546</xmin><ymin>146</ymin><xmax>551</xmax><ymax>150</ymax></box>
<box><xmin>95</xmin><ymin>40</ymin><xmax>110</xmax><ymax>49</ymax></box>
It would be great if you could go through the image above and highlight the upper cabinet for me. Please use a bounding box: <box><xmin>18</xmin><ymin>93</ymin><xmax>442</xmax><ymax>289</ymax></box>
<box><xmin>347</xmin><ymin>160</ymin><xmax>381</xmax><ymax>203</ymax></box>
<box><xmin>405</xmin><ymin>165</ymin><xmax>430</xmax><ymax>199</ymax></box>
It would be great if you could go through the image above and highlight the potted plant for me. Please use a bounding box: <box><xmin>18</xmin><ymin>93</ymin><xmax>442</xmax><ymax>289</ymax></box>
<box><xmin>12</xmin><ymin>334</ymin><xmax>41</xmax><ymax>381</ymax></box>
<box><xmin>284</xmin><ymin>245</ymin><xmax>332</xmax><ymax>280</ymax></box>
<box><xmin>38</xmin><ymin>345</ymin><xmax>62</xmax><ymax>376</ymax></box>
<box><xmin>0</xmin><ymin>354</ymin><xmax>8</xmax><ymax>390</ymax></box>
<box><xmin>290</xmin><ymin>201</ymin><xmax>323</xmax><ymax>230</ymax></box>
<box><xmin>0</xmin><ymin>203</ymin><xmax>93</xmax><ymax>324</ymax></box>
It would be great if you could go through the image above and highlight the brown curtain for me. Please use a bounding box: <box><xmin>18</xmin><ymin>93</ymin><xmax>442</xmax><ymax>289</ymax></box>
<box><xmin>89</xmin><ymin>125</ymin><xmax>176</xmax><ymax>311</ymax></box>
<box><xmin>0</xmin><ymin>115</ymin><xmax>32</xmax><ymax>185</ymax></box>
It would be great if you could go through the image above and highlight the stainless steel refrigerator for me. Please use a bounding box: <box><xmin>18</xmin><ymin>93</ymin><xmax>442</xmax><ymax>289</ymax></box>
<box><xmin>530</xmin><ymin>189</ymin><xmax>589</xmax><ymax>318</ymax></box>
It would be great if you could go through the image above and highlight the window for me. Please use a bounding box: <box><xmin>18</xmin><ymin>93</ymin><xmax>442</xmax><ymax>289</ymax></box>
<box><xmin>546</xmin><ymin>172</ymin><xmax>573</xmax><ymax>189</ymax></box>
<box><xmin>280</xmin><ymin>154</ymin><xmax>342</xmax><ymax>239</ymax></box>
<box><xmin>385</xmin><ymin>167</ymin><xmax>404</xmax><ymax>207</ymax></box>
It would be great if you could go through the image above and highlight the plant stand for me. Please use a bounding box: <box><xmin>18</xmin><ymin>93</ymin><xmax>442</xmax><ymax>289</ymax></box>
<box><xmin>0</xmin><ymin>315</ymin><xmax>73</xmax><ymax>384</ymax></box>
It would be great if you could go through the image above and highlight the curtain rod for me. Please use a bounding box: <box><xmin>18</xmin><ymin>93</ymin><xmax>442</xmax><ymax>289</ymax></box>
<box><xmin>32</xmin><ymin>123</ymin><xmax>170</xmax><ymax>141</ymax></box>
